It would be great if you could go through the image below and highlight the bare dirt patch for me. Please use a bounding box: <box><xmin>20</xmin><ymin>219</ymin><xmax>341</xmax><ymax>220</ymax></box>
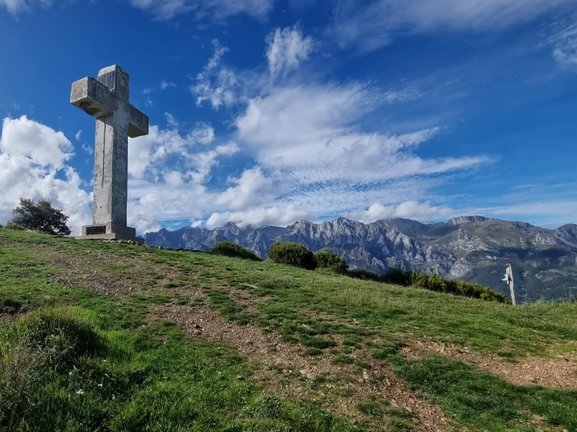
<box><xmin>401</xmin><ymin>340</ymin><xmax>577</xmax><ymax>390</ymax></box>
<box><xmin>149</xmin><ymin>303</ymin><xmax>455</xmax><ymax>432</ymax></box>
<box><xmin>0</xmin><ymin>311</ymin><xmax>26</xmax><ymax>323</ymax></box>
<box><xmin>43</xmin><ymin>247</ymin><xmax>183</xmax><ymax>296</ymax></box>
<box><xmin>0</xmin><ymin>303</ymin><xmax>29</xmax><ymax>323</ymax></box>
<box><xmin>47</xmin><ymin>253</ymin><xmax>142</xmax><ymax>295</ymax></box>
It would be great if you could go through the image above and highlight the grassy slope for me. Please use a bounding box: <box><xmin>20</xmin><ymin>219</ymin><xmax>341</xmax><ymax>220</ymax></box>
<box><xmin>1</xmin><ymin>228</ymin><xmax>577</xmax><ymax>431</ymax></box>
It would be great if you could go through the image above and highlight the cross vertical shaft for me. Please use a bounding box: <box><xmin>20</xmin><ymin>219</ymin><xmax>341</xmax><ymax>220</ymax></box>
<box><xmin>71</xmin><ymin>65</ymin><xmax>149</xmax><ymax>240</ymax></box>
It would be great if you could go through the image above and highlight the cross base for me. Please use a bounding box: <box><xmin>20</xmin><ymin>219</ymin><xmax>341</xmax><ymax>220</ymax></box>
<box><xmin>77</xmin><ymin>224</ymin><xmax>138</xmax><ymax>242</ymax></box>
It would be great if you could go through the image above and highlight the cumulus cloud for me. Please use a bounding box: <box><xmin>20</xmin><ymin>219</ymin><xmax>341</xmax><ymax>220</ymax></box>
<box><xmin>332</xmin><ymin>0</ymin><xmax>575</xmax><ymax>51</ymax></box>
<box><xmin>358</xmin><ymin>200</ymin><xmax>455</xmax><ymax>222</ymax></box>
<box><xmin>0</xmin><ymin>116</ymin><xmax>90</xmax><ymax>234</ymax></box>
<box><xmin>125</xmin><ymin>123</ymin><xmax>243</xmax><ymax>232</ymax></box>
<box><xmin>216</xmin><ymin>167</ymin><xmax>275</xmax><ymax>210</ymax></box>
<box><xmin>206</xmin><ymin>205</ymin><xmax>309</xmax><ymax>228</ymax></box>
<box><xmin>128</xmin><ymin>122</ymin><xmax>219</xmax><ymax>179</ymax></box>
<box><xmin>129</xmin><ymin>0</ymin><xmax>275</xmax><ymax>21</ymax></box>
<box><xmin>0</xmin><ymin>116</ymin><xmax>73</xmax><ymax>167</ymax></box>
<box><xmin>266</xmin><ymin>26</ymin><xmax>314</xmax><ymax>78</ymax></box>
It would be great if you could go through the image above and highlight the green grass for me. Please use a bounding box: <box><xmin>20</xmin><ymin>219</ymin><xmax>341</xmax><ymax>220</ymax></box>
<box><xmin>394</xmin><ymin>356</ymin><xmax>577</xmax><ymax>431</ymax></box>
<box><xmin>2</xmin><ymin>228</ymin><xmax>577</xmax><ymax>431</ymax></box>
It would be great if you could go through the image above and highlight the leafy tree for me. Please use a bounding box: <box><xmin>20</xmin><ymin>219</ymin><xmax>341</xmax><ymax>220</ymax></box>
<box><xmin>8</xmin><ymin>199</ymin><xmax>71</xmax><ymax>236</ymax></box>
<box><xmin>268</xmin><ymin>242</ymin><xmax>316</xmax><ymax>270</ymax></box>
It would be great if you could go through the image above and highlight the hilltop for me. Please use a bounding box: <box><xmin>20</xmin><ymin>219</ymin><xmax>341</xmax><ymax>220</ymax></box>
<box><xmin>145</xmin><ymin>217</ymin><xmax>577</xmax><ymax>303</ymax></box>
<box><xmin>1</xmin><ymin>228</ymin><xmax>577</xmax><ymax>431</ymax></box>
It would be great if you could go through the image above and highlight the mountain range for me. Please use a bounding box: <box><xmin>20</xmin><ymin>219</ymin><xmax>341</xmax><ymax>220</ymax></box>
<box><xmin>144</xmin><ymin>216</ymin><xmax>577</xmax><ymax>303</ymax></box>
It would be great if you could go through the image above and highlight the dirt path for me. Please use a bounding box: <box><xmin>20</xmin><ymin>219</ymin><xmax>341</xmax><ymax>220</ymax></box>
<box><xmin>41</xmin><ymin>244</ymin><xmax>452</xmax><ymax>429</ymax></box>
<box><xmin>401</xmin><ymin>340</ymin><xmax>577</xmax><ymax>390</ymax></box>
<box><xmin>149</xmin><ymin>303</ymin><xmax>455</xmax><ymax>432</ymax></box>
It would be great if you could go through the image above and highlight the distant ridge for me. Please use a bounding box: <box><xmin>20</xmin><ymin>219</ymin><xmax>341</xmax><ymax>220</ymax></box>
<box><xmin>145</xmin><ymin>217</ymin><xmax>577</xmax><ymax>303</ymax></box>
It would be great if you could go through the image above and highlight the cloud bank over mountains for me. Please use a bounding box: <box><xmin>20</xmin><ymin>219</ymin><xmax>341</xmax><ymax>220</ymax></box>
<box><xmin>1</xmin><ymin>0</ymin><xmax>576</xmax><ymax>233</ymax></box>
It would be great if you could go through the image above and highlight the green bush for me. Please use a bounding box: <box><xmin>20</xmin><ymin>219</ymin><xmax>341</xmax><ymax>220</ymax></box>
<box><xmin>347</xmin><ymin>267</ymin><xmax>509</xmax><ymax>303</ymax></box>
<box><xmin>346</xmin><ymin>269</ymin><xmax>385</xmax><ymax>282</ymax></box>
<box><xmin>0</xmin><ymin>308</ymin><xmax>104</xmax><ymax>430</ymax></box>
<box><xmin>382</xmin><ymin>268</ymin><xmax>411</xmax><ymax>286</ymax></box>
<box><xmin>313</xmin><ymin>250</ymin><xmax>348</xmax><ymax>273</ymax></box>
<box><xmin>209</xmin><ymin>242</ymin><xmax>262</xmax><ymax>261</ymax></box>
<box><xmin>268</xmin><ymin>242</ymin><xmax>316</xmax><ymax>270</ymax></box>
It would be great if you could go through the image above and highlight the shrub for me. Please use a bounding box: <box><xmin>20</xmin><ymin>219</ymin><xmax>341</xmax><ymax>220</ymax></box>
<box><xmin>313</xmin><ymin>250</ymin><xmax>348</xmax><ymax>273</ymax></box>
<box><xmin>346</xmin><ymin>269</ymin><xmax>385</xmax><ymax>282</ymax></box>
<box><xmin>268</xmin><ymin>242</ymin><xmax>316</xmax><ymax>270</ymax></box>
<box><xmin>0</xmin><ymin>308</ymin><xmax>104</xmax><ymax>429</ymax></box>
<box><xmin>347</xmin><ymin>267</ymin><xmax>509</xmax><ymax>303</ymax></box>
<box><xmin>382</xmin><ymin>268</ymin><xmax>411</xmax><ymax>286</ymax></box>
<box><xmin>209</xmin><ymin>242</ymin><xmax>262</xmax><ymax>261</ymax></box>
<box><xmin>8</xmin><ymin>198</ymin><xmax>70</xmax><ymax>236</ymax></box>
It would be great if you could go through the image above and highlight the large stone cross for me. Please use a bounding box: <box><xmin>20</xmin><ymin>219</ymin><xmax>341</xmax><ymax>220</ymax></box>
<box><xmin>71</xmin><ymin>65</ymin><xmax>148</xmax><ymax>240</ymax></box>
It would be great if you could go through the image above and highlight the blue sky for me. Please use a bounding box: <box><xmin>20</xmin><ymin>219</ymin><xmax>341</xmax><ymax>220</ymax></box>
<box><xmin>1</xmin><ymin>0</ymin><xmax>576</xmax><ymax>235</ymax></box>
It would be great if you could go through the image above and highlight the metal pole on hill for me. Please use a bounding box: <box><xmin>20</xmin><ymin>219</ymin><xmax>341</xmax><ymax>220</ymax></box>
<box><xmin>504</xmin><ymin>263</ymin><xmax>516</xmax><ymax>305</ymax></box>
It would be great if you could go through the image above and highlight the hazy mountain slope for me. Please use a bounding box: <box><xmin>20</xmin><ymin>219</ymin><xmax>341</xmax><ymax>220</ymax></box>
<box><xmin>144</xmin><ymin>217</ymin><xmax>577</xmax><ymax>303</ymax></box>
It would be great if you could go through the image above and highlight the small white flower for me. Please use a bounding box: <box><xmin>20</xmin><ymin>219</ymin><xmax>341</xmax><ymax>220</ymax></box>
<box><xmin>75</xmin><ymin>389</ymin><xmax>84</xmax><ymax>395</ymax></box>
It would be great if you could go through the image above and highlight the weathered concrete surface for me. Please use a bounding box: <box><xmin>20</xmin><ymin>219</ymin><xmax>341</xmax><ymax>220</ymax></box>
<box><xmin>71</xmin><ymin>65</ymin><xmax>149</xmax><ymax>241</ymax></box>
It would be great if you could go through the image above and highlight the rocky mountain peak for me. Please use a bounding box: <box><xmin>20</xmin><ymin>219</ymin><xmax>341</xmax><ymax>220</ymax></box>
<box><xmin>144</xmin><ymin>216</ymin><xmax>577</xmax><ymax>303</ymax></box>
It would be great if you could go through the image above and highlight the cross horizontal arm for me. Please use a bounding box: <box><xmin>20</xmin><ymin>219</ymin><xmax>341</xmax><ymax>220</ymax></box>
<box><xmin>128</xmin><ymin>104</ymin><xmax>149</xmax><ymax>138</ymax></box>
<box><xmin>71</xmin><ymin>77</ymin><xmax>115</xmax><ymax>119</ymax></box>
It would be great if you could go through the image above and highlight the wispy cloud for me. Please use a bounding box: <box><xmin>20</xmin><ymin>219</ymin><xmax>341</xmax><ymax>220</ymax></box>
<box><xmin>0</xmin><ymin>0</ymin><xmax>52</xmax><ymax>14</ymax></box>
<box><xmin>550</xmin><ymin>21</ymin><xmax>577</xmax><ymax>71</ymax></box>
<box><xmin>129</xmin><ymin>0</ymin><xmax>275</xmax><ymax>21</ymax></box>
<box><xmin>331</xmin><ymin>0</ymin><xmax>575</xmax><ymax>51</ymax></box>
<box><xmin>266</xmin><ymin>26</ymin><xmax>314</xmax><ymax>78</ymax></box>
<box><xmin>192</xmin><ymin>40</ymin><xmax>243</xmax><ymax>109</ymax></box>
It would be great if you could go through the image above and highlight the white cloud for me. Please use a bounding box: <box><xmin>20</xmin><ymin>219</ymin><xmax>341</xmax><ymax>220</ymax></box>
<box><xmin>551</xmin><ymin>22</ymin><xmax>577</xmax><ymax>70</ymax></box>
<box><xmin>164</xmin><ymin>112</ymin><xmax>179</xmax><ymax>128</ymax></box>
<box><xmin>189</xmin><ymin>123</ymin><xmax>215</xmax><ymax>145</ymax></box>
<box><xmin>266</xmin><ymin>26</ymin><xmax>314</xmax><ymax>78</ymax></box>
<box><xmin>217</xmin><ymin>167</ymin><xmax>275</xmax><ymax>210</ymax></box>
<box><xmin>0</xmin><ymin>116</ymin><xmax>73</xmax><ymax>167</ymax></box>
<box><xmin>192</xmin><ymin>40</ymin><xmax>242</xmax><ymax>109</ymax></box>
<box><xmin>0</xmin><ymin>0</ymin><xmax>52</xmax><ymax>14</ymax></box>
<box><xmin>129</xmin><ymin>0</ymin><xmax>275</xmax><ymax>21</ymax></box>
<box><xmin>125</xmin><ymin>123</ymin><xmax>244</xmax><ymax>232</ymax></box>
<box><xmin>332</xmin><ymin>0</ymin><xmax>575</xmax><ymax>51</ymax></box>
<box><xmin>217</xmin><ymin>80</ymin><xmax>490</xmax><ymax>228</ymax></box>
<box><xmin>235</xmin><ymin>84</ymin><xmax>487</xmax><ymax>183</ymax></box>
<box><xmin>0</xmin><ymin>116</ymin><xmax>90</xmax><ymax>234</ymax></box>
<box><xmin>128</xmin><ymin>122</ymin><xmax>218</xmax><ymax>180</ymax></box>
<box><xmin>206</xmin><ymin>205</ymin><xmax>309</xmax><ymax>228</ymax></box>
<box><xmin>160</xmin><ymin>80</ymin><xmax>176</xmax><ymax>90</ymax></box>
<box><xmin>358</xmin><ymin>200</ymin><xmax>455</xmax><ymax>222</ymax></box>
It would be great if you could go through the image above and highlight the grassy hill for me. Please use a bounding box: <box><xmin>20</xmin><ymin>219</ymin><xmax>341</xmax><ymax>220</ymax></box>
<box><xmin>1</xmin><ymin>228</ymin><xmax>577</xmax><ymax>431</ymax></box>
